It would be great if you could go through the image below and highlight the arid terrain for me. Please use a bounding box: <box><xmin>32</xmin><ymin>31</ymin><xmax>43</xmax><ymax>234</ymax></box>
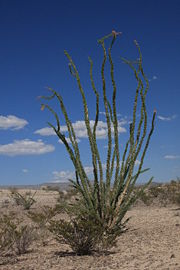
<box><xmin>0</xmin><ymin>183</ymin><xmax>180</xmax><ymax>270</ymax></box>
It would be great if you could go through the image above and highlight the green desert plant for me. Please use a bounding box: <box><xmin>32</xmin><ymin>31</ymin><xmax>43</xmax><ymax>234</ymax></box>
<box><xmin>10</xmin><ymin>189</ymin><xmax>36</xmax><ymax>210</ymax></box>
<box><xmin>28</xmin><ymin>205</ymin><xmax>59</xmax><ymax>246</ymax></box>
<box><xmin>28</xmin><ymin>205</ymin><xmax>59</xmax><ymax>229</ymax></box>
<box><xmin>48</xmin><ymin>214</ymin><xmax>117</xmax><ymax>255</ymax></box>
<box><xmin>39</xmin><ymin>30</ymin><xmax>156</xmax><ymax>254</ymax></box>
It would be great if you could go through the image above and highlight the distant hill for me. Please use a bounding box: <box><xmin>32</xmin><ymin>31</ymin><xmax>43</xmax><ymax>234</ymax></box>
<box><xmin>0</xmin><ymin>181</ymin><xmax>163</xmax><ymax>190</ymax></box>
<box><xmin>0</xmin><ymin>182</ymin><xmax>70</xmax><ymax>190</ymax></box>
<box><xmin>40</xmin><ymin>182</ymin><xmax>71</xmax><ymax>190</ymax></box>
<box><xmin>0</xmin><ymin>184</ymin><xmax>41</xmax><ymax>190</ymax></box>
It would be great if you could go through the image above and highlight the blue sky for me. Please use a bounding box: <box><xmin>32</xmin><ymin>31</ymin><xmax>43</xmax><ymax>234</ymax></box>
<box><xmin>0</xmin><ymin>0</ymin><xmax>180</xmax><ymax>185</ymax></box>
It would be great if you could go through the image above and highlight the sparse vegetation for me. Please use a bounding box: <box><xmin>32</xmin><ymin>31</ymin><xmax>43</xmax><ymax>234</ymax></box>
<box><xmin>138</xmin><ymin>179</ymin><xmax>180</xmax><ymax>206</ymax></box>
<box><xmin>44</xmin><ymin>185</ymin><xmax>60</xmax><ymax>192</ymax></box>
<box><xmin>57</xmin><ymin>188</ymin><xmax>78</xmax><ymax>202</ymax></box>
<box><xmin>0</xmin><ymin>180</ymin><xmax>179</xmax><ymax>268</ymax></box>
<box><xmin>0</xmin><ymin>213</ymin><xmax>35</xmax><ymax>256</ymax></box>
<box><xmin>28</xmin><ymin>205</ymin><xmax>59</xmax><ymax>229</ymax></box>
<box><xmin>48</xmin><ymin>214</ymin><xmax>116</xmax><ymax>255</ymax></box>
<box><xmin>10</xmin><ymin>189</ymin><xmax>37</xmax><ymax>210</ymax></box>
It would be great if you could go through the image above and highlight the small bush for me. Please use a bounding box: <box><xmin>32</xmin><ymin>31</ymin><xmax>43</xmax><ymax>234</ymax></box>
<box><xmin>138</xmin><ymin>180</ymin><xmax>180</xmax><ymax>206</ymax></box>
<box><xmin>138</xmin><ymin>190</ymin><xmax>152</xmax><ymax>206</ymax></box>
<box><xmin>167</xmin><ymin>180</ymin><xmax>180</xmax><ymax>205</ymax></box>
<box><xmin>49</xmin><ymin>216</ymin><xmax>104</xmax><ymax>255</ymax></box>
<box><xmin>0</xmin><ymin>215</ymin><xmax>14</xmax><ymax>254</ymax></box>
<box><xmin>48</xmin><ymin>212</ymin><xmax>127</xmax><ymax>255</ymax></box>
<box><xmin>57</xmin><ymin>189</ymin><xmax>78</xmax><ymax>203</ymax></box>
<box><xmin>1</xmin><ymin>199</ymin><xmax>10</xmax><ymax>208</ymax></box>
<box><xmin>149</xmin><ymin>186</ymin><xmax>163</xmax><ymax>198</ymax></box>
<box><xmin>28</xmin><ymin>205</ymin><xmax>58</xmax><ymax>228</ymax></box>
<box><xmin>0</xmin><ymin>214</ymin><xmax>35</xmax><ymax>255</ymax></box>
<box><xmin>28</xmin><ymin>205</ymin><xmax>62</xmax><ymax>246</ymax></box>
<box><xmin>13</xmin><ymin>225</ymin><xmax>35</xmax><ymax>255</ymax></box>
<box><xmin>10</xmin><ymin>189</ymin><xmax>36</xmax><ymax>210</ymax></box>
<box><xmin>175</xmin><ymin>194</ymin><xmax>180</xmax><ymax>205</ymax></box>
<box><xmin>45</xmin><ymin>185</ymin><xmax>60</xmax><ymax>192</ymax></box>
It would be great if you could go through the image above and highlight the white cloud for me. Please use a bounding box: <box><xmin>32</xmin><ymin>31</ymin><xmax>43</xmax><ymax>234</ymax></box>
<box><xmin>35</xmin><ymin>120</ymin><xmax>126</xmax><ymax>140</ymax></box>
<box><xmin>164</xmin><ymin>155</ymin><xmax>180</xmax><ymax>160</ymax></box>
<box><xmin>0</xmin><ymin>139</ymin><xmax>55</xmax><ymax>156</ymax></box>
<box><xmin>59</xmin><ymin>137</ymin><xmax>80</xmax><ymax>144</ymax></box>
<box><xmin>135</xmin><ymin>159</ymin><xmax>141</xmax><ymax>166</ymax></box>
<box><xmin>34</xmin><ymin>125</ymin><xmax>68</xmax><ymax>136</ymax></box>
<box><xmin>51</xmin><ymin>161</ymin><xmax>141</xmax><ymax>183</ymax></box>
<box><xmin>158</xmin><ymin>114</ymin><xmax>177</xmax><ymax>121</ymax></box>
<box><xmin>22</xmin><ymin>169</ymin><xmax>28</xmax><ymax>173</ymax></box>
<box><xmin>99</xmin><ymin>111</ymin><xmax>106</xmax><ymax>116</ymax></box>
<box><xmin>119</xmin><ymin>159</ymin><xmax>140</xmax><ymax>167</ymax></box>
<box><xmin>34</xmin><ymin>127</ymin><xmax>55</xmax><ymax>136</ymax></box>
<box><xmin>100</xmin><ymin>111</ymin><xmax>122</xmax><ymax>117</ymax></box>
<box><xmin>52</xmin><ymin>170</ymin><xmax>75</xmax><ymax>182</ymax></box>
<box><xmin>84</xmin><ymin>165</ymin><xmax>94</xmax><ymax>175</ymax></box>
<box><xmin>149</xmin><ymin>75</ymin><xmax>157</xmax><ymax>82</ymax></box>
<box><xmin>0</xmin><ymin>115</ymin><xmax>28</xmax><ymax>130</ymax></box>
<box><xmin>51</xmin><ymin>164</ymin><xmax>101</xmax><ymax>183</ymax></box>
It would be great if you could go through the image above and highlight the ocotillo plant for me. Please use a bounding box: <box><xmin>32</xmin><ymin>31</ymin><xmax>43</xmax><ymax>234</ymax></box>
<box><xmin>40</xmin><ymin>31</ymin><xmax>156</xmax><ymax>253</ymax></box>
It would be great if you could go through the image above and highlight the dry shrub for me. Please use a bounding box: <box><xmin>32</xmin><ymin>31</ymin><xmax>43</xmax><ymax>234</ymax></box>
<box><xmin>0</xmin><ymin>213</ymin><xmax>36</xmax><ymax>255</ymax></box>
<box><xmin>10</xmin><ymin>189</ymin><xmax>36</xmax><ymax>210</ymax></box>
<box><xmin>57</xmin><ymin>189</ymin><xmax>78</xmax><ymax>203</ymax></box>
<box><xmin>138</xmin><ymin>178</ymin><xmax>180</xmax><ymax>206</ymax></box>
<box><xmin>48</xmin><ymin>211</ymin><xmax>128</xmax><ymax>255</ymax></box>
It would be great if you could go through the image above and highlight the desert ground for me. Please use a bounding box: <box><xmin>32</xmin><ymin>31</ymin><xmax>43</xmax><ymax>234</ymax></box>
<box><xmin>0</xmin><ymin>185</ymin><xmax>180</xmax><ymax>270</ymax></box>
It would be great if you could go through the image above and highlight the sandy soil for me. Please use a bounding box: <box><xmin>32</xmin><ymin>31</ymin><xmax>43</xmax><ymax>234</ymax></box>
<box><xmin>0</xmin><ymin>189</ymin><xmax>180</xmax><ymax>270</ymax></box>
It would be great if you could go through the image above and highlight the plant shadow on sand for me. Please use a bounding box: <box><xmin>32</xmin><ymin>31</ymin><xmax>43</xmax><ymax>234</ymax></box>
<box><xmin>54</xmin><ymin>249</ymin><xmax>116</xmax><ymax>257</ymax></box>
